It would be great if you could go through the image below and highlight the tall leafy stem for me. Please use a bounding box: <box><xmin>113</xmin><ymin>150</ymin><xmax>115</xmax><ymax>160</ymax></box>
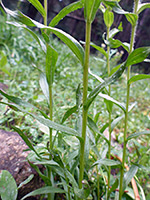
<box><xmin>78</xmin><ymin>0</ymin><xmax>101</xmax><ymax>194</ymax></box>
<box><xmin>119</xmin><ymin>0</ymin><xmax>140</xmax><ymax>199</ymax></box>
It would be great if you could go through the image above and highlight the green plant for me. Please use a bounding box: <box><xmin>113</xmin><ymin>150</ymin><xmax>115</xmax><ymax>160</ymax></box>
<box><xmin>0</xmin><ymin>0</ymin><xmax>150</xmax><ymax>200</ymax></box>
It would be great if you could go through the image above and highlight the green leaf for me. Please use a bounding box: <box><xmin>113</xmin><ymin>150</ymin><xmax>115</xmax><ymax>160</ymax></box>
<box><xmin>46</xmin><ymin>44</ymin><xmax>58</xmax><ymax>86</ymax></box>
<box><xmin>89</xmin><ymin>68</ymin><xmax>105</xmax><ymax>83</ymax></box>
<box><xmin>93</xmin><ymin>158</ymin><xmax>121</xmax><ymax>167</ymax></box>
<box><xmin>21</xmin><ymin>186</ymin><xmax>65</xmax><ymax>200</ymax></box>
<box><xmin>76</xmin><ymin>84</ymin><xmax>82</xmax><ymax>108</ymax></box>
<box><xmin>108</xmin><ymin>178</ymin><xmax>119</xmax><ymax>197</ymax></box>
<box><xmin>28</xmin><ymin>161</ymin><xmax>51</xmax><ymax>185</ymax></box>
<box><xmin>108</xmin><ymin>38</ymin><xmax>130</xmax><ymax>52</ymax></box>
<box><xmin>103</xmin><ymin>1</ymin><xmax>128</xmax><ymax>15</ymax></box>
<box><xmin>122</xmin><ymin>165</ymin><xmax>138</xmax><ymax>194</ymax></box>
<box><xmin>39</xmin><ymin>72</ymin><xmax>49</xmax><ymax>103</ymax></box>
<box><xmin>109</xmin><ymin>27</ymin><xmax>121</xmax><ymax>38</ymax></box>
<box><xmin>0</xmin><ymin>89</ymin><xmax>38</xmax><ymax>110</ymax></box>
<box><xmin>0</xmin><ymin>51</ymin><xmax>10</xmax><ymax>75</ymax></box>
<box><xmin>74</xmin><ymin>185</ymin><xmax>90</xmax><ymax>199</ymax></box>
<box><xmin>98</xmin><ymin>93</ymin><xmax>126</xmax><ymax>113</ymax></box>
<box><xmin>0</xmin><ymin>51</ymin><xmax>7</xmax><ymax>67</ymax></box>
<box><xmin>61</xmin><ymin>105</ymin><xmax>78</xmax><ymax>124</ymax></box>
<box><xmin>0</xmin><ymin>100</ymin><xmax>82</xmax><ymax>142</ymax></box>
<box><xmin>0</xmin><ymin>170</ymin><xmax>18</xmax><ymax>200</ymax></box>
<box><xmin>34</xmin><ymin>160</ymin><xmax>60</xmax><ymax>167</ymax></box>
<box><xmin>138</xmin><ymin>3</ymin><xmax>150</xmax><ymax>14</ymax></box>
<box><xmin>125</xmin><ymin>13</ymin><xmax>138</xmax><ymax>27</ymax></box>
<box><xmin>12</xmin><ymin>126</ymin><xmax>41</xmax><ymax>158</ymax></box>
<box><xmin>111</xmin><ymin>115</ymin><xmax>124</xmax><ymax>131</ymax></box>
<box><xmin>127</xmin><ymin>130</ymin><xmax>150</xmax><ymax>142</ymax></box>
<box><xmin>23</xmin><ymin>27</ymin><xmax>46</xmax><ymax>52</ymax></box>
<box><xmin>0</xmin><ymin>89</ymin><xmax>47</xmax><ymax>118</ymax></box>
<box><xmin>84</xmin><ymin>62</ymin><xmax>126</xmax><ymax>109</ymax></box>
<box><xmin>49</xmin><ymin>0</ymin><xmax>84</xmax><ymax>27</ymax></box>
<box><xmin>18</xmin><ymin>175</ymin><xmax>34</xmax><ymax>189</ymax></box>
<box><xmin>110</xmin><ymin>64</ymin><xmax>121</xmax><ymax>76</ymax></box>
<box><xmin>126</xmin><ymin>47</ymin><xmax>150</xmax><ymax>67</ymax></box>
<box><xmin>87</xmin><ymin>116</ymin><xmax>109</xmax><ymax>144</ymax></box>
<box><xmin>27</xmin><ymin>0</ymin><xmax>46</xmax><ymax>17</ymax></box>
<box><xmin>90</xmin><ymin>42</ymin><xmax>108</xmax><ymax>58</ymax></box>
<box><xmin>1</xmin><ymin>4</ymin><xmax>85</xmax><ymax>65</ymax></box>
<box><xmin>84</xmin><ymin>0</ymin><xmax>101</xmax><ymax>23</ymax></box>
<box><xmin>104</xmin><ymin>9</ymin><xmax>114</xmax><ymax>28</ymax></box>
<box><xmin>128</xmin><ymin>74</ymin><xmax>150</xmax><ymax>85</ymax></box>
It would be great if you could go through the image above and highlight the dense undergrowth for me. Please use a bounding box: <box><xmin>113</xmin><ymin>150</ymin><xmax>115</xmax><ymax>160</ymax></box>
<box><xmin>0</xmin><ymin>1</ymin><xmax>150</xmax><ymax>199</ymax></box>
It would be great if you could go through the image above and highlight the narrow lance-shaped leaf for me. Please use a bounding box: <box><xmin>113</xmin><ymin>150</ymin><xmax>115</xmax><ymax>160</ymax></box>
<box><xmin>87</xmin><ymin>116</ymin><xmax>109</xmax><ymax>144</ymax></box>
<box><xmin>0</xmin><ymin>101</ymin><xmax>82</xmax><ymax>143</ymax></box>
<box><xmin>103</xmin><ymin>1</ymin><xmax>128</xmax><ymax>15</ymax></box>
<box><xmin>98</xmin><ymin>93</ymin><xmax>126</xmax><ymax>113</ymax></box>
<box><xmin>110</xmin><ymin>64</ymin><xmax>122</xmax><ymax>76</ymax></box>
<box><xmin>39</xmin><ymin>72</ymin><xmax>49</xmax><ymax>103</ymax></box>
<box><xmin>21</xmin><ymin>186</ymin><xmax>65</xmax><ymax>200</ymax></box>
<box><xmin>27</xmin><ymin>0</ymin><xmax>46</xmax><ymax>17</ymax></box>
<box><xmin>84</xmin><ymin>0</ymin><xmax>101</xmax><ymax>22</ymax></box>
<box><xmin>126</xmin><ymin>47</ymin><xmax>150</xmax><ymax>67</ymax></box>
<box><xmin>108</xmin><ymin>38</ymin><xmax>130</xmax><ymax>52</ymax></box>
<box><xmin>23</xmin><ymin>27</ymin><xmax>46</xmax><ymax>53</ymax></box>
<box><xmin>61</xmin><ymin>105</ymin><xmax>78</xmax><ymax>124</ymax></box>
<box><xmin>90</xmin><ymin>42</ymin><xmax>108</xmax><ymax>58</ymax></box>
<box><xmin>1</xmin><ymin>3</ymin><xmax>85</xmax><ymax>65</ymax></box>
<box><xmin>122</xmin><ymin>165</ymin><xmax>138</xmax><ymax>194</ymax></box>
<box><xmin>49</xmin><ymin>0</ymin><xmax>84</xmax><ymax>27</ymax></box>
<box><xmin>46</xmin><ymin>44</ymin><xmax>58</xmax><ymax>86</ymax></box>
<box><xmin>89</xmin><ymin>68</ymin><xmax>105</xmax><ymax>83</ymax></box>
<box><xmin>18</xmin><ymin>174</ymin><xmax>34</xmax><ymax>189</ymax></box>
<box><xmin>128</xmin><ymin>74</ymin><xmax>150</xmax><ymax>85</ymax></box>
<box><xmin>34</xmin><ymin>160</ymin><xmax>60</xmax><ymax>167</ymax></box>
<box><xmin>108</xmin><ymin>179</ymin><xmax>119</xmax><ymax>197</ymax></box>
<box><xmin>84</xmin><ymin>62</ymin><xmax>126</xmax><ymax>109</ymax></box>
<box><xmin>127</xmin><ymin>130</ymin><xmax>150</xmax><ymax>142</ymax></box>
<box><xmin>12</xmin><ymin>126</ymin><xmax>41</xmax><ymax>158</ymax></box>
<box><xmin>138</xmin><ymin>3</ymin><xmax>150</xmax><ymax>14</ymax></box>
<box><xmin>28</xmin><ymin>161</ymin><xmax>51</xmax><ymax>185</ymax></box>
<box><xmin>92</xmin><ymin>158</ymin><xmax>121</xmax><ymax>167</ymax></box>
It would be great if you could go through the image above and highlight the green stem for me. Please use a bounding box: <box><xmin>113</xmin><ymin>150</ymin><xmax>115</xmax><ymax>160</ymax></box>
<box><xmin>44</xmin><ymin>1</ymin><xmax>52</xmax><ymax>200</ymax></box>
<box><xmin>119</xmin><ymin>1</ymin><xmax>139</xmax><ymax>199</ymax></box>
<box><xmin>106</xmin><ymin>27</ymin><xmax>112</xmax><ymax>200</ymax></box>
<box><xmin>79</xmin><ymin>21</ymin><xmax>91</xmax><ymax>192</ymax></box>
<box><xmin>96</xmin><ymin>166</ymin><xmax>100</xmax><ymax>200</ymax></box>
<box><xmin>44</xmin><ymin>0</ymin><xmax>47</xmax><ymax>27</ymax></box>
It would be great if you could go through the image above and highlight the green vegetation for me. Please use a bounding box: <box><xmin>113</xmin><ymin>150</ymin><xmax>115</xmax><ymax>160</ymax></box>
<box><xmin>0</xmin><ymin>0</ymin><xmax>150</xmax><ymax>200</ymax></box>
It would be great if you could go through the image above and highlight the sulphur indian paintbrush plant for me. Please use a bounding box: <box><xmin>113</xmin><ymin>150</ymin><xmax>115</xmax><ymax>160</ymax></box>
<box><xmin>0</xmin><ymin>0</ymin><xmax>150</xmax><ymax>200</ymax></box>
